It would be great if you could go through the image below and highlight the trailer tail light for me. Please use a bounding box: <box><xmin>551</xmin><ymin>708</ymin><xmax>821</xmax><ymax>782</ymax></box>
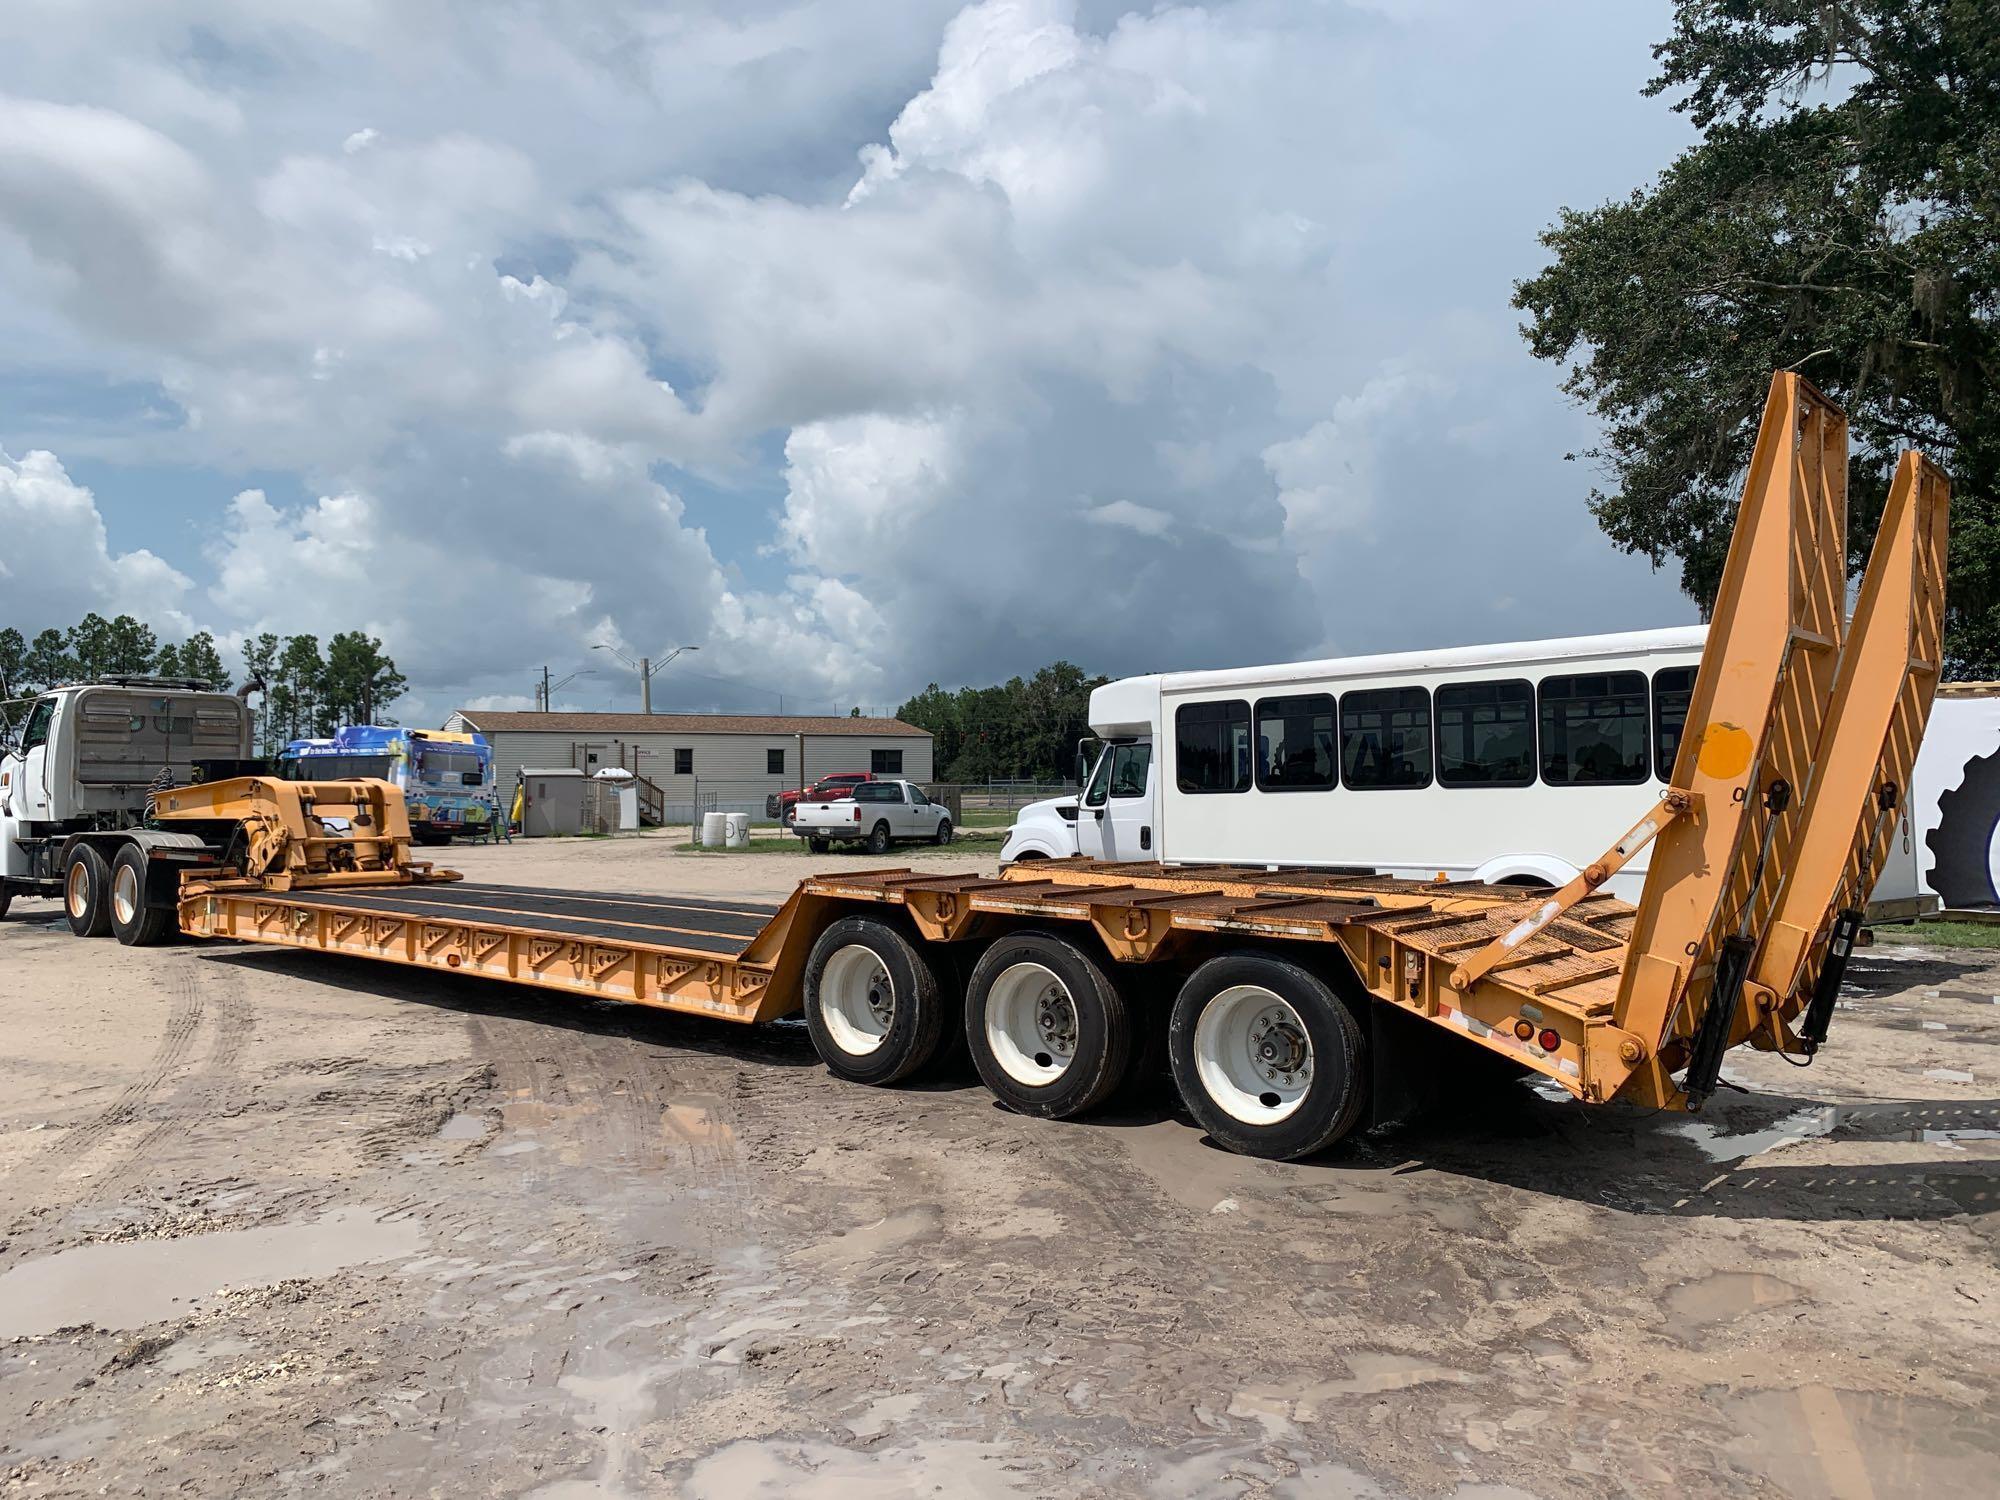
<box><xmin>1513</xmin><ymin>1020</ymin><xmax>1534</xmax><ymax>1042</ymax></box>
<box><xmin>1538</xmin><ymin>1028</ymin><xmax>1560</xmax><ymax>1052</ymax></box>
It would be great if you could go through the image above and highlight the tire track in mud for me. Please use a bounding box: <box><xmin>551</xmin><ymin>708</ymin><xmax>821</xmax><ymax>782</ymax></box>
<box><xmin>12</xmin><ymin>951</ymin><xmax>205</xmax><ymax>1178</ymax></box>
<box><xmin>95</xmin><ymin>954</ymin><xmax>256</xmax><ymax>1194</ymax></box>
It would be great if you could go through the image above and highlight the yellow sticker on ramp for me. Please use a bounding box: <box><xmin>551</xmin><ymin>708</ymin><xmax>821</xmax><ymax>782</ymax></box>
<box><xmin>1696</xmin><ymin>722</ymin><xmax>1753</xmax><ymax>781</ymax></box>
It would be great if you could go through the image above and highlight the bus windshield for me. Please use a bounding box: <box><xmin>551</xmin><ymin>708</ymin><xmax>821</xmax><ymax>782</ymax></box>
<box><xmin>417</xmin><ymin>749</ymin><xmax>485</xmax><ymax>786</ymax></box>
<box><xmin>289</xmin><ymin>754</ymin><xmax>396</xmax><ymax>781</ymax></box>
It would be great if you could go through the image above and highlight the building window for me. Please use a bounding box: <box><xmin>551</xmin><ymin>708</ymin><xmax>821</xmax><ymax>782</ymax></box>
<box><xmin>1340</xmin><ymin>687</ymin><xmax>1431</xmax><ymax>789</ymax></box>
<box><xmin>767</xmin><ymin>747</ymin><xmax>785</xmax><ymax>776</ymax></box>
<box><xmin>1653</xmin><ymin>666</ymin><xmax>1696</xmax><ymax>780</ymax></box>
<box><xmin>1175</xmin><ymin>700</ymin><xmax>1252</xmax><ymax>793</ymax></box>
<box><xmin>1435</xmin><ymin>680</ymin><xmax>1535</xmax><ymax>787</ymax></box>
<box><xmin>674</xmin><ymin>747</ymin><xmax>693</xmax><ymax>775</ymax></box>
<box><xmin>871</xmin><ymin>748</ymin><xmax>903</xmax><ymax>775</ymax></box>
<box><xmin>1539</xmin><ymin>671</ymin><xmax>1650</xmax><ymax>785</ymax></box>
<box><xmin>1255</xmin><ymin>694</ymin><xmax>1337</xmax><ymax>791</ymax></box>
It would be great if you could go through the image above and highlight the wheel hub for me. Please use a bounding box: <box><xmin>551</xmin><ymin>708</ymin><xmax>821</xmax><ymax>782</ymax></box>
<box><xmin>1250</xmin><ymin>1011</ymin><xmax>1309</xmax><ymax>1085</ymax></box>
<box><xmin>866</xmin><ymin>978</ymin><xmax>894</xmax><ymax>1027</ymax></box>
<box><xmin>1034</xmin><ymin>985</ymin><xmax>1078</xmax><ymax>1057</ymax></box>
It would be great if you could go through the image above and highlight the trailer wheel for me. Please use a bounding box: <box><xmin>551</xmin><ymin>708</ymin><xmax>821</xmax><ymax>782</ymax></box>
<box><xmin>865</xmin><ymin>821</ymin><xmax>892</xmax><ymax>856</ymax></box>
<box><xmin>109</xmin><ymin>845</ymin><xmax>176</xmax><ymax>947</ymax></box>
<box><xmin>1168</xmin><ymin>953</ymin><xmax>1366</xmax><ymax>1160</ymax></box>
<box><xmin>63</xmin><ymin>845</ymin><xmax>113</xmax><ymax>938</ymax></box>
<box><xmin>964</xmin><ymin>930</ymin><xmax>1133</xmax><ymax>1120</ymax></box>
<box><xmin>804</xmin><ymin>917</ymin><xmax>949</xmax><ymax>1086</ymax></box>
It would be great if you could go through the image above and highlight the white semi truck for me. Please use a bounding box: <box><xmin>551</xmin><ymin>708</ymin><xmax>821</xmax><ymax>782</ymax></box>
<box><xmin>0</xmin><ymin>678</ymin><xmax>256</xmax><ymax>934</ymax></box>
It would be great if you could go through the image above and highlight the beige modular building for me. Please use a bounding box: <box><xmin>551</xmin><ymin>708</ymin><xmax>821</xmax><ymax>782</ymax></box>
<box><xmin>442</xmin><ymin>710</ymin><xmax>935</xmax><ymax>822</ymax></box>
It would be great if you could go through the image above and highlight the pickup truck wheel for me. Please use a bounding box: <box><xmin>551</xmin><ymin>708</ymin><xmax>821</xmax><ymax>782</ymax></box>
<box><xmin>865</xmin><ymin>821</ymin><xmax>892</xmax><ymax>856</ymax></box>
<box><xmin>965</xmin><ymin>931</ymin><xmax>1133</xmax><ymax>1120</ymax></box>
<box><xmin>933</xmin><ymin>819</ymin><xmax>953</xmax><ymax>846</ymax></box>
<box><xmin>109</xmin><ymin>845</ymin><xmax>176</xmax><ymax>947</ymax></box>
<box><xmin>1168</xmin><ymin>953</ymin><xmax>1367</xmax><ymax>1160</ymax></box>
<box><xmin>63</xmin><ymin>845</ymin><xmax>113</xmax><ymax>938</ymax></box>
<box><xmin>807</xmin><ymin>836</ymin><xmax>831</xmax><ymax>854</ymax></box>
<box><xmin>804</xmin><ymin>916</ymin><xmax>949</xmax><ymax>1086</ymax></box>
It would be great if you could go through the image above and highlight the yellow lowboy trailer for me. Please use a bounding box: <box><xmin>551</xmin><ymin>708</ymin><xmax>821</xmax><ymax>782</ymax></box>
<box><xmin>155</xmin><ymin>374</ymin><xmax>1950</xmax><ymax>1160</ymax></box>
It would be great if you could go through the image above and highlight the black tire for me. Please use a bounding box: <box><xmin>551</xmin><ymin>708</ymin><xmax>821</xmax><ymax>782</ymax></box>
<box><xmin>1168</xmin><ymin>952</ymin><xmax>1367</xmax><ymax>1160</ymax></box>
<box><xmin>933</xmin><ymin>819</ymin><xmax>953</xmax><ymax>846</ymax></box>
<box><xmin>63</xmin><ymin>845</ymin><xmax>113</xmax><ymax>938</ymax></box>
<box><xmin>865</xmin><ymin>821</ymin><xmax>892</xmax><ymax>856</ymax></box>
<box><xmin>0</xmin><ymin>886</ymin><xmax>11</xmax><ymax>921</ymax></box>
<box><xmin>109</xmin><ymin>845</ymin><xmax>177</xmax><ymax>947</ymax></box>
<box><xmin>965</xmin><ymin>930</ymin><xmax>1134</xmax><ymax>1120</ymax></box>
<box><xmin>803</xmin><ymin>916</ymin><xmax>950</xmax><ymax>1086</ymax></box>
<box><xmin>413</xmin><ymin>826</ymin><xmax>453</xmax><ymax>847</ymax></box>
<box><xmin>807</xmin><ymin>836</ymin><xmax>831</xmax><ymax>855</ymax></box>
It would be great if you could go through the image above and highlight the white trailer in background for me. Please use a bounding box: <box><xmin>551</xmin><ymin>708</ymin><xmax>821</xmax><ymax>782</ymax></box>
<box><xmin>1002</xmin><ymin>628</ymin><xmax>1999</xmax><ymax>916</ymax></box>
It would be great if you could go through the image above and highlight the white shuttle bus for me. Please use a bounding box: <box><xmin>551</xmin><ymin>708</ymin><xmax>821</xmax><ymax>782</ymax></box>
<box><xmin>1000</xmin><ymin>625</ymin><xmax>1971</xmax><ymax>910</ymax></box>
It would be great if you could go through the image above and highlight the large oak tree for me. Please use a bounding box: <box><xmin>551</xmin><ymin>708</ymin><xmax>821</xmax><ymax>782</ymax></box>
<box><xmin>1515</xmin><ymin>1</ymin><xmax>1997</xmax><ymax>676</ymax></box>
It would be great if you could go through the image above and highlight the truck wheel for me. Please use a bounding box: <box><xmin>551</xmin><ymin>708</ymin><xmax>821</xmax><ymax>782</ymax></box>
<box><xmin>804</xmin><ymin>917</ymin><xmax>949</xmax><ymax>1086</ymax></box>
<box><xmin>0</xmin><ymin>886</ymin><xmax>11</xmax><ymax>921</ymax></box>
<box><xmin>933</xmin><ymin>819</ymin><xmax>953</xmax><ymax>846</ymax></box>
<box><xmin>63</xmin><ymin>846</ymin><xmax>113</xmax><ymax>938</ymax></box>
<box><xmin>965</xmin><ymin>930</ymin><xmax>1133</xmax><ymax>1120</ymax></box>
<box><xmin>1168</xmin><ymin>953</ymin><xmax>1367</xmax><ymax>1160</ymax></box>
<box><xmin>109</xmin><ymin>845</ymin><xmax>176</xmax><ymax>947</ymax></box>
<box><xmin>865</xmin><ymin>821</ymin><xmax>892</xmax><ymax>855</ymax></box>
<box><xmin>807</xmin><ymin>836</ymin><xmax>831</xmax><ymax>855</ymax></box>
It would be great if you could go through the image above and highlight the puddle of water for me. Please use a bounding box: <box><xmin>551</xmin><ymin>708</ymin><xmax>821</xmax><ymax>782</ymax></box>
<box><xmin>3</xmin><ymin>1418</ymin><xmax>120</xmax><ymax>1464</ymax></box>
<box><xmin>436</xmin><ymin>1112</ymin><xmax>486</xmax><ymax>1141</ymax></box>
<box><xmin>1729</xmin><ymin>1385</ymin><xmax>2000</xmax><ymax>1499</ymax></box>
<box><xmin>0</xmin><ymin>1207</ymin><xmax>424</xmax><ymax>1339</ymax></box>
<box><xmin>492</xmin><ymin>1139</ymin><xmax>542</xmax><ymax>1157</ymax></box>
<box><xmin>1667</xmin><ymin>1106</ymin><xmax>1837</xmax><ymax>1163</ymax></box>
<box><xmin>676</xmin><ymin>1437</ymin><xmax>1036</xmax><ymax>1498</ymax></box>
<box><xmin>662</xmin><ymin>1101</ymin><xmax>733</xmax><ymax>1148</ymax></box>
<box><xmin>791</xmin><ymin>1206</ymin><xmax>941</xmax><ymax>1270</ymax></box>
<box><xmin>1664</xmin><ymin>1271</ymin><xmax>1804</xmax><ymax>1330</ymax></box>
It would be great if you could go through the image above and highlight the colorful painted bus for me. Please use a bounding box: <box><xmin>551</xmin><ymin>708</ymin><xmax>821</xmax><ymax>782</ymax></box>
<box><xmin>279</xmin><ymin>726</ymin><xmax>494</xmax><ymax>844</ymax></box>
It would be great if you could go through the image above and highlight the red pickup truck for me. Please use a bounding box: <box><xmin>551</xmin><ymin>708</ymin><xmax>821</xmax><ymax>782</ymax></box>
<box><xmin>768</xmin><ymin>772</ymin><xmax>875</xmax><ymax>824</ymax></box>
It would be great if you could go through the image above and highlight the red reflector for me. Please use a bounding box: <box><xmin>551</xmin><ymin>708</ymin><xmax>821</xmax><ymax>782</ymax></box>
<box><xmin>1512</xmin><ymin>1020</ymin><xmax>1534</xmax><ymax>1042</ymax></box>
<box><xmin>1538</xmin><ymin>1028</ymin><xmax>1560</xmax><ymax>1052</ymax></box>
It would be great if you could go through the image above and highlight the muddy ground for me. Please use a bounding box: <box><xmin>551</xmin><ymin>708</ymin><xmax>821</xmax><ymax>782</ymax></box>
<box><xmin>1</xmin><ymin>834</ymin><xmax>1996</xmax><ymax>1498</ymax></box>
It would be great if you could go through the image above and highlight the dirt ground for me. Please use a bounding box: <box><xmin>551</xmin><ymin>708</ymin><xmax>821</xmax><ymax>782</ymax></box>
<box><xmin>2</xmin><ymin>834</ymin><xmax>1997</xmax><ymax>1498</ymax></box>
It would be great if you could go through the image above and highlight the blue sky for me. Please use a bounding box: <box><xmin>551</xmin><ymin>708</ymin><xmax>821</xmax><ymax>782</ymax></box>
<box><xmin>0</xmin><ymin>0</ymin><xmax>1700</xmax><ymax>724</ymax></box>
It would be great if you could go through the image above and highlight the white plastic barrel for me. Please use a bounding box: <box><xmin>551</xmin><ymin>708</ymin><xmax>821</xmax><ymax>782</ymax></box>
<box><xmin>724</xmin><ymin>812</ymin><xmax>750</xmax><ymax>848</ymax></box>
<box><xmin>700</xmin><ymin>811</ymin><xmax>727</xmax><ymax>847</ymax></box>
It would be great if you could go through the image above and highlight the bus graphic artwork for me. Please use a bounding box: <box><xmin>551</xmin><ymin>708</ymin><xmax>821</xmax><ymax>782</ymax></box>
<box><xmin>280</xmin><ymin>726</ymin><xmax>493</xmax><ymax>845</ymax></box>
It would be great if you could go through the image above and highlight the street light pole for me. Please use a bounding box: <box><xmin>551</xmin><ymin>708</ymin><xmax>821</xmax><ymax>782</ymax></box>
<box><xmin>640</xmin><ymin>658</ymin><xmax>650</xmax><ymax>715</ymax></box>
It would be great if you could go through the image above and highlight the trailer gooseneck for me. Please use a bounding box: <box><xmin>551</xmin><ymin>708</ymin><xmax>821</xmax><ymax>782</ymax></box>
<box><xmin>12</xmin><ymin>374</ymin><xmax>1955</xmax><ymax>1161</ymax></box>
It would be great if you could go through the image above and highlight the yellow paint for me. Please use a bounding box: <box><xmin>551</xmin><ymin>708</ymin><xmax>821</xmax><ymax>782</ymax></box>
<box><xmin>1695</xmin><ymin>721</ymin><xmax>1753</xmax><ymax>781</ymax></box>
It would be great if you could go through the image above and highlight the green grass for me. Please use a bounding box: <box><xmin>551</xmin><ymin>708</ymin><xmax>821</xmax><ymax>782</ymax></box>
<box><xmin>1873</xmin><ymin>919</ymin><xmax>2000</xmax><ymax>951</ymax></box>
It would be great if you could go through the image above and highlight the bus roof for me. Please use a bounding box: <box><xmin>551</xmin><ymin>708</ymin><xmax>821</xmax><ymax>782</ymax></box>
<box><xmin>1090</xmin><ymin>624</ymin><xmax>1708</xmax><ymax>734</ymax></box>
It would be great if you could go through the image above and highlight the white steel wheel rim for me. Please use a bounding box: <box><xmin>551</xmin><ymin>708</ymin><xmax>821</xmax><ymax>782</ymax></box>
<box><xmin>112</xmin><ymin>863</ymin><xmax>140</xmax><ymax>926</ymax></box>
<box><xmin>1194</xmin><ymin>985</ymin><xmax>1314</xmax><ymax>1125</ymax></box>
<box><xmin>985</xmin><ymin>962</ymin><xmax>1078</xmax><ymax>1087</ymax></box>
<box><xmin>819</xmin><ymin>945</ymin><xmax>895</xmax><ymax>1057</ymax></box>
<box><xmin>66</xmin><ymin>860</ymin><xmax>91</xmax><ymax>918</ymax></box>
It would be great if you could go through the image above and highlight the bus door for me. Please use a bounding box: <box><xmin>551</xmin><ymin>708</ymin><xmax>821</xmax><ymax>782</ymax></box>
<box><xmin>1076</xmin><ymin>740</ymin><xmax>1154</xmax><ymax>862</ymax></box>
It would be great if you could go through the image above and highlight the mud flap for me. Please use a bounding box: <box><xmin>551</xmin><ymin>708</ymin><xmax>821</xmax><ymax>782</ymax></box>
<box><xmin>1366</xmin><ymin>998</ymin><xmax>1527</xmax><ymax>1130</ymax></box>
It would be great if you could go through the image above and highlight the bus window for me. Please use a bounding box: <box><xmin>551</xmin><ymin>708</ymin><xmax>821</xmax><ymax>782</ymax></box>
<box><xmin>1538</xmin><ymin>672</ymin><xmax>1648</xmax><ymax>785</ymax></box>
<box><xmin>1436</xmin><ymin>680</ymin><xmax>1535</xmax><ymax>787</ymax></box>
<box><xmin>1108</xmin><ymin>742</ymin><xmax>1151</xmax><ymax>798</ymax></box>
<box><xmin>1653</xmin><ymin>666</ymin><xmax>1697</xmax><ymax>777</ymax></box>
<box><xmin>419</xmin><ymin>749</ymin><xmax>485</xmax><ymax>786</ymax></box>
<box><xmin>1256</xmin><ymin>694</ymin><xmax>1336</xmax><ymax>791</ymax></box>
<box><xmin>1176</xmin><ymin>701</ymin><xmax>1252</xmax><ymax>793</ymax></box>
<box><xmin>1340</xmin><ymin>687</ymin><xmax>1431</xmax><ymax>789</ymax></box>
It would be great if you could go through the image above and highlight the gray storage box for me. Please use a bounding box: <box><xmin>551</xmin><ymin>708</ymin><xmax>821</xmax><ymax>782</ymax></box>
<box><xmin>518</xmin><ymin>767</ymin><xmax>587</xmax><ymax>837</ymax></box>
